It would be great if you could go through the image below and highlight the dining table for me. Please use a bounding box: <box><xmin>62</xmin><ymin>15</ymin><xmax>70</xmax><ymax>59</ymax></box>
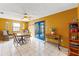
<box><xmin>14</xmin><ymin>33</ymin><xmax>30</xmax><ymax>45</ymax></box>
<box><xmin>16</xmin><ymin>33</ymin><xmax>30</xmax><ymax>37</ymax></box>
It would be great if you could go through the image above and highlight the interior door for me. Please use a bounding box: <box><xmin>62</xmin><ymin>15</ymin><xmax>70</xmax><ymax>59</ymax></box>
<box><xmin>35</xmin><ymin>21</ymin><xmax>45</xmax><ymax>40</ymax></box>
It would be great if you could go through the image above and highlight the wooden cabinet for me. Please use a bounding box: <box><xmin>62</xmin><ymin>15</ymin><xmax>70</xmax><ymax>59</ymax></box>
<box><xmin>68</xmin><ymin>22</ymin><xmax>79</xmax><ymax>56</ymax></box>
<box><xmin>46</xmin><ymin>34</ymin><xmax>61</xmax><ymax>50</ymax></box>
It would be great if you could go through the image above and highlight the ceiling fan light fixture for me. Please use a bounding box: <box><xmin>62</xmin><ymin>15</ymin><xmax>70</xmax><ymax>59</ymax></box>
<box><xmin>23</xmin><ymin>18</ymin><xmax>30</xmax><ymax>21</ymax></box>
<box><xmin>24</xmin><ymin>16</ymin><xmax>28</xmax><ymax>18</ymax></box>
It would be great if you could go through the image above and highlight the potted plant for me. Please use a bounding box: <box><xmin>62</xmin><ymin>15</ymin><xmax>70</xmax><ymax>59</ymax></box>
<box><xmin>51</xmin><ymin>26</ymin><xmax>56</xmax><ymax>35</ymax></box>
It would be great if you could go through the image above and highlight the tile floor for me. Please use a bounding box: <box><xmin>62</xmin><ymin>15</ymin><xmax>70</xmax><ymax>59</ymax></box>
<box><xmin>0</xmin><ymin>37</ymin><xmax>67</xmax><ymax>56</ymax></box>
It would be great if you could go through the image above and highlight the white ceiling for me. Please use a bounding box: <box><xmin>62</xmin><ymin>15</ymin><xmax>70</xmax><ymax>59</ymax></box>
<box><xmin>0</xmin><ymin>3</ymin><xmax>78</xmax><ymax>22</ymax></box>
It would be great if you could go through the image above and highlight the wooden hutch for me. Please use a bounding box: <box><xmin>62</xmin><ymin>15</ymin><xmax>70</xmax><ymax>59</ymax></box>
<box><xmin>68</xmin><ymin>21</ymin><xmax>79</xmax><ymax>56</ymax></box>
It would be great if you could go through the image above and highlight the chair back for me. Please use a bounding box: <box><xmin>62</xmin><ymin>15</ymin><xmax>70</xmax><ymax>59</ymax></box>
<box><xmin>13</xmin><ymin>33</ymin><xmax>17</xmax><ymax>39</ymax></box>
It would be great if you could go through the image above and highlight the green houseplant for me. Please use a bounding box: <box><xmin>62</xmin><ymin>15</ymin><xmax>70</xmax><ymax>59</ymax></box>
<box><xmin>51</xmin><ymin>26</ymin><xmax>56</xmax><ymax>35</ymax></box>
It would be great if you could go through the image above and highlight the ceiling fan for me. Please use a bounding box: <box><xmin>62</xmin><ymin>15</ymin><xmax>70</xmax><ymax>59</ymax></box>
<box><xmin>22</xmin><ymin>12</ymin><xmax>30</xmax><ymax>19</ymax></box>
<box><xmin>21</xmin><ymin>7</ymin><xmax>34</xmax><ymax>21</ymax></box>
<box><xmin>22</xmin><ymin>12</ymin><xmax>38</xmax><ymax>22</ymax></box>
<box><xmin>21</xmin><ymin>12</ymin><xmax>35</xmax><ymax>22</ymax></box>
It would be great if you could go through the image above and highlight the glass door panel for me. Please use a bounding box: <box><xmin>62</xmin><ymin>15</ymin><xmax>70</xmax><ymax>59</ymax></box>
<box><xmin>39</xmin><ymin>22</ymin><xmax>45</xmax><ymax>40</ymax></box>
<box><xmin>35</xmin><ymin>21</ymin><xmax>45</xmax><ymax>40</ymax></box>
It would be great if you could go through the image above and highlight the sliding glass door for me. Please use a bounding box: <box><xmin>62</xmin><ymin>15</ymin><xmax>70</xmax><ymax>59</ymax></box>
<box><xmin>35</xmin><ymin>21</ymin><xmax>45</xmax><ymax>41</ymax></box>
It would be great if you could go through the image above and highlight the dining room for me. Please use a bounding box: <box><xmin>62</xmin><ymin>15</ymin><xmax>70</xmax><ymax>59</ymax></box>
<box><xmin>0</xmin><ymin>3</ymin><xmax>79</xmax><ymax>56</ymax></box>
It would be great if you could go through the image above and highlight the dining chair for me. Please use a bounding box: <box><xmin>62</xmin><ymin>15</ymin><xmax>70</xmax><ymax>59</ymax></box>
<box><xmin>13</xmin><ymin>33</ymin><xmax>21</xmax><ymax>46</ymax></box>
<box><xmin>24</xmin><ymin>34</ymin><xmax>31</xmax><ymax>43</ymax></box>
<box><xmin>13</xmin><ymin>33</ymin><xmax>27</xmax><ymax>46</ymax></box>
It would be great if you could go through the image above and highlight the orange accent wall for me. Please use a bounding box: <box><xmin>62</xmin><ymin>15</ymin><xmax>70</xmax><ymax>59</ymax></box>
<box><xmin>0</xmin><ymin>18</ymin><xmax>28</xmax><ymax>33</ymax></box>
<box><xmin>28</xmin><ymin>8</ymin><xmax>77</xmax><ymax>47</ymax></box>
<box><xmin>78</xmin><ymin>5</ymin><xmax>79</xmax><ymax>20</ymax></box>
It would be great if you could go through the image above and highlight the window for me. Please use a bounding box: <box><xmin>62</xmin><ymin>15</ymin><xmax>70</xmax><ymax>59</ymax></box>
<box><xmin>12</xmin><ymin>23</ymin><xmax>20</xmax><ymax>31</ymax></box>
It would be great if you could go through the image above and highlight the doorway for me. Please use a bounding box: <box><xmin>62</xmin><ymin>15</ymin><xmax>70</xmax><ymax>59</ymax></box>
<box><xmin>35</xmin><ymin>21</ymin><xmax>45</xmax><ymax>41</ymax></box>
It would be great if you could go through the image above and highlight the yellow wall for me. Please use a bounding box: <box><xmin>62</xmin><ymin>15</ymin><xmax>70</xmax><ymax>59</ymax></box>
<box><xmin>78</xmin><ymin>4</ymin><xmax>79</xmax><ymax>20</ymax></box>
<box><xmin>28</xmin><ymin>8</ymin><xmax>77</xmax><ymax>47</ymax></box>
<box><xmin>0</xmin><ymin>18</ymin><xmax>28</xmax><ymax>33</ymax></box>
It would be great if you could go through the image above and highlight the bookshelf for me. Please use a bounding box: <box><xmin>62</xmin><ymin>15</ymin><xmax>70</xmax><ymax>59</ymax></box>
<box><xmin>68</xmin><ymin>22</ymin><xmax>79</xmax><ymax>56</ymax></box>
